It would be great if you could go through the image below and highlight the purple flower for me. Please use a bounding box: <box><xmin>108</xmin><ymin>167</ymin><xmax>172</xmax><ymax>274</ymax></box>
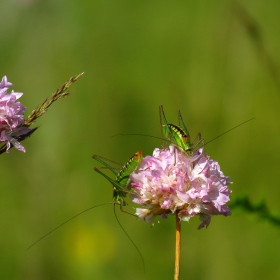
<box><xmin>0</xmin><ymin>76</ymin><xmax>31</xmax><ymax>152</ymax></box>
<box><xmin>130</xmin><ymin>145</ymin><xmax>232</xmax><ymax>229</ymax></box>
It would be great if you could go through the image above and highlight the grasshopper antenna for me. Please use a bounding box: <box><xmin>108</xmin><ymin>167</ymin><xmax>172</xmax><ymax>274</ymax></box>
<box><xmin>111</xmin><ymin>133</ymin><xmax>163</xmax><ymax>141</ymax></box>
<box><xmin>111</xmin><ymin>118</ymin><xmax>255</xmax><ymax>150</ymax></box>
<box><xmin>114</xmin><ymin>204</ymin><xmax>145</xmax><ymax>273</ymax></box>
<box><xmin>111</xmin><ymin>133</ymin><xmax>175</xmax><ymax>146</ymax></box>
<box><xmin>27</xmin><ymin>202</ymin><xmax>113</xmax><ymax>250</ymax></box>
<box><xmin>204</xmin><ymin>117</ymin><xmax>255</xmax><ymax>147</ymax></box>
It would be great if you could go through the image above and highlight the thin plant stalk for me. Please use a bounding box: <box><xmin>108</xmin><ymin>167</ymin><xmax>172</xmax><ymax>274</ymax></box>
<box><xmin>174</xmin><ymin>211</ymin><xmax>181</xmax><ymax>280</ymax></box>
<box><xmin>23</xmin><ymin>72</ymin><xmax>84</xmax><ymax>127</ymax></box>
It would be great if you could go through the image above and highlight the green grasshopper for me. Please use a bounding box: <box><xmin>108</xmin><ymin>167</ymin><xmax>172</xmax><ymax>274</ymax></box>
<box><xmin>27</xmin><ymin>151</ymin><xmax>143</xmax><ymax>249</ymax></box>
<box><xmin>159</xmin><ymin>105</ymin><xmax>203</xmax><ymax>155</ymax></box>
<box><xmin>159</xmin><ymin>105</ymin><xmax>254</xmax><ymax>156</ymax></box>
<box><xmin>92</xmin><ymin>150</ymin><xmax>142</xmax><ymax>214</ymax></box>
<box><xmin>93</xmin><ymin>151</ymin><xmax>145</xmax><ymax>271</ymax></box>
<box><xmin>28</xmin><ymin>151</ymin><xmax>145</xmax><ymax>273</ymax></box>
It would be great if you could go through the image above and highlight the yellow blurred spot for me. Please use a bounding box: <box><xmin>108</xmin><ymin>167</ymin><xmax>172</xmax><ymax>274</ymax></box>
<box><xmin>64</xmin><ymin>222</ymin><xmax>117</xmax><ymax>265</ymax></box>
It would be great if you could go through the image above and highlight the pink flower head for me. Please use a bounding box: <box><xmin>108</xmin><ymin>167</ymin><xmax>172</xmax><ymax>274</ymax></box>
<box><xmin>130</xmin><ymin>145</ymin><xmax>232</xmax><ymax>229</ymax></box>
<box><xmin>0</xmin><ymin>76</ymin><xmax>31</xmax><ymax>152</ymax></box>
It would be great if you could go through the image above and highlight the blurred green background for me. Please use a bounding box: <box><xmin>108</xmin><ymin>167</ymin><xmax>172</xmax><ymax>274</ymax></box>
<box><xmin>1</xmin><ymin>0</ymin><xmax>280</xmax><ymax>279</ymax></box>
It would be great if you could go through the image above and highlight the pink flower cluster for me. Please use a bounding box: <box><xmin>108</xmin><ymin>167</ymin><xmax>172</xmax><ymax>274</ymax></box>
<box><xmin>130</xmin><ymin>145</ymin><xmax>232</xmax><ymax>229</ymax></box>
<box><xmin>0</xmin><ymin>76</ymin><xmax>30</xmax><ymax>152</ymax></box>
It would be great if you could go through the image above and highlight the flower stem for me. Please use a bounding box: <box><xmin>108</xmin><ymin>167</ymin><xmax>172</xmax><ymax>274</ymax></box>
<box><xmin>174</xmin><ymin>211</ymin><xmax>181</xmax><ymax>280</ymax></box>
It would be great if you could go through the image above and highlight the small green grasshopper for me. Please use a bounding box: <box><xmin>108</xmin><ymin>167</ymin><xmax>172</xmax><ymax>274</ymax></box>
<box><xmin>92</xmin><ymin>151</ymin><xmax>145</xmax><ymax>271</ymax></box>
<box><xmin>92</xmin><ymin>150</ymin><xmax>142</xmax><ymax>214</ymax></box>
<box><xmin>159</xmin><ymin>105</ymin><xmax>254</xmax><ymax>156</ymax></box>
<box><xmin>27</xmin><ymin>151</ymin><xmax>143</xmax><ymax>249</ymax></box>
<box><xmin>159</xmin><ymin>105</ymin><xmax>203</xmax><ymax>155</ymax></box>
